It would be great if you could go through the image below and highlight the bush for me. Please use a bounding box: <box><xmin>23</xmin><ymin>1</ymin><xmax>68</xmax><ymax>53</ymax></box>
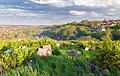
<box><xmin>0</xmin><ymin>47</ymin><xmax>35</xmax><ymax>70</ymax></box>
<box><xmin>0</xmin><ymin>37</ymin><xmax>61</xmax><ymax>70</ymax></box>
<box><xmin>60</xmin><ymin>41</ymin><xmax>72</xmax><ymax>47</ymax></box>
<box><xmin>95</xmin><ymin>30</ymin><xmax>120</xmax><ymax>69</ymax></box>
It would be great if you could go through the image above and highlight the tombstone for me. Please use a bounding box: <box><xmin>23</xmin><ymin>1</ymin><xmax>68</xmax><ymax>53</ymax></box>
<box><xmin>0</xmin><ymin>67</ymin><xmax>4</xmax><ymax>73</ymax></box>
<box><xmin>37</xmin><ymin>48</ymin><xmax>48</xmax><ymax>56</ymax></box>
<box><xmin>27</xmin><ymin>60</ymin><xmax>35</xmax><ymax>66</ymax></box>
<box><xmin>85</xmin><ymin>61</ymin><xmax>109</xmax><ymax>75</ymax></box>
<box><xmin>43</xmin><ymin>45</ymin><xmax>51</xmax><ymax>51</ymax></box>
<box><xmin>7</xmin><ymin>48</ymin><xmax>12</xmax><ymax>53</ymax></box>
<box><xmin>85</xmin><ymin>47</ymin><xmax>89</xmax><ymax>51</ymax></box>
<box><xmin>19</xmin><ymin>46</ymin><xmax>22</xmax><ymax>49</ymax></box>
<box><xmin>56</xmin><ymin>43</ymin><xmax>60</xmax><ymax>48</ymax></box>
<box><xmin>71</xmin><ymin>43</ymin><xmax>74</xmax><ymax>45</ymax></box>
<box><xmin>92</xmin><ymin>46</ymin><xmax>96</xmax><ymax>50</ymax></box>
<box><xmin>68</xmin><ymin>49</ymin><xmax>78</xmax><ymax>57</ymax></box>
<box><xmin>43</xmin><ymin>45</ymin><xmax>52</xmax><ymax>55</ymax></box>
<box><xmin>34</xmin><ymin>36</ymin><xmax>39</xmax><ymax>40</ymax></box>
<box><xmin>47</xmin><ymin>50</ymin><xmax>52</xmax><ymax>56</ymax></box>
<box><xmin>37</xmin><ymin>45</ymin><xmax>52</xmax><ymax>56</ymax></box>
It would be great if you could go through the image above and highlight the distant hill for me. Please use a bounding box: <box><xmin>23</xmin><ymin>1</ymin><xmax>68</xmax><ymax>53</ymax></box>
<box><xmin>0</xmin><ymin>25</ymin><xmax>46</xmax><ymax>40</ymax></box>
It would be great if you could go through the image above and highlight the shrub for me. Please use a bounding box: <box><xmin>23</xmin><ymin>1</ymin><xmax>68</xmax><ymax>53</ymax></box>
<box><xmin>60</xmin><ymin>41</ymin><xmax>72</xmax><ymax>47</ymax></box>
<box><xmin>95</xmin><ymin>30</ymin><xmax>120</xmax><ymax>69</ymax></box>
<box><xmin>0</xmin><ymin>47</ymin><xmax>35</xmax><ymax>70</ymax></box>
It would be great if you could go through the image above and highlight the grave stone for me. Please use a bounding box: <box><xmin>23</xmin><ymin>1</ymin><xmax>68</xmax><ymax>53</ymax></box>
<box><xmin>43</xmin><ymin>45</ymin><xmax>52</xmax><ymax>55</ymax></box>
<box><xmin>37</xmin><ymin>45</ymin><xmax>52</xmax><ymax>56</ymax></box>
<box><xmin>68</xmin><ymin>49</ymin><xmax>78</xmax><ymax>57</ymax></box>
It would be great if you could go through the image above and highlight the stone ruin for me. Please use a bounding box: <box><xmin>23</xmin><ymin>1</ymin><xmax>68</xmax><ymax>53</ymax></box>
<box><xmin>37</xmin><ymin>45</ymin><xmax>52</xmax><ymax>56</ymax></box>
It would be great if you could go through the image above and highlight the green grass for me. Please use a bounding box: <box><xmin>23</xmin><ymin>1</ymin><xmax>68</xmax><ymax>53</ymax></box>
<box><xmin>1</xmin><ymin>47</ymin><xmax>120</xmax><ymax>76</ymax></box>
<box><xmin>1</xmin><ymin>55</ymin><xmax>101</xmax><ymax>76</ymax></box>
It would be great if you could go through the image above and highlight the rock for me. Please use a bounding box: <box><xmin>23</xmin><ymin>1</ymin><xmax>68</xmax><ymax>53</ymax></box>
<box><xmin>43</xmin><ymin>45</ymin><xmax>51</xmax><ymax>51</ymax></box>
<box><xmin>19</xmin><ymin>46</ymin><xmax>22</xmax><ymax>49</ymax></box>
<box><xmin>92</xmin><ymin>46</ymin><xmax>96</xmax><ymax>50</ymax></box>
<box><xmin>37</xmin><ymin>48</ymin><xmax>48</xmax><ymax>56</ymax></box>
<box><xmin>34</xmin><ymin>36</ymin><xmax>39</xmax><ymax>40</ymax></box>
<box><xmin>56</xmin><ymin>43</ymin><xmax>60</xmax><ymax>48</ymax></box>
<box><xmin>0</xmin><ymin>67</ymin><xmax>4</xmax><ymax>73</ymax></box>
<box><xmin>37</xmin><ymin>45</ymin><xmax>52</xmax><ymax>56</ymax></box>
<box><xmin>7</xmin><ymin>48</ymin><xmax>11</xmax><ymax>53</ymax></box>
<box><xmin>47</xmin><ymin>50</ymin><xmax>52</xmax><ymax>56</ymax></box>
<box><xmin>43</xmin><ymin>45</ymin><xmax>52</xmax><ymax>55</ymax></box>
<box><xmin>27</xmin><ymin>60</ymin><xmax>35</xmax><ymax>66</ymax></box>
<box><xmin>102</xmin><ymin>69</ymin><xmax>110</xmax><ymax>75</ymax></box>
<box><xmin>85</xmin><ymin>61</ymin><xmax>110</xmax><ymax>75</ymax></box>
<box><xmin>71</xmin><ymin>43</ymin><xmax>74</xmax><ymax>45</ymax></box>
<box><xmin>68</xmin><ymin>49</ymin><xmax>78</xmax><ymax>57</ymax></box>
<box><xmin>85</xmin><ymin>47</ymin><xmax>89</xmax><ymax>51</ymax></box>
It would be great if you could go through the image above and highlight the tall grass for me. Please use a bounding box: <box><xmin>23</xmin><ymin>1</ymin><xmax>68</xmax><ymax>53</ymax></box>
<box><xmin>1</xmin><ymin>55</ymin><xmax>100</xmax><ymax>76</ymax></box>
<box><xmin>1</xmin><ymin>51</ymin><xmax>119</xmax><ymax>76</ymax></box>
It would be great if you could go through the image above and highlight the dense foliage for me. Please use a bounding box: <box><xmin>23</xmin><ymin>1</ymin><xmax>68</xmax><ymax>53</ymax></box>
<box><xmin>0</xmin><ymin>37</ymin><xmax>59</xmax><ymax>70</ymax></box>
<box><xmin>0</xmin><ymin>21</ymin><xmax>120</xmax><ymax>76</ymax></box>
<box><xmin>95</xmin><ymin>30</ymin><xmax>120</xmax><ymax>69</ymax></box>
<box><xmin>40</xmin><ymin>22</ymin><xmax>120</xmax><ymax>40</ymax></box>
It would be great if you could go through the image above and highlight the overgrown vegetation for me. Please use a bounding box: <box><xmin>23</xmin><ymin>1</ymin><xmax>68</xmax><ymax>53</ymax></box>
<box><xmin>95</xmin><ymin>30</ymin><xmax>120</xmax><ymax>70</ymax></box>
<box><xmin>0</xmin><ymin>21</ymin><xmax>120</xmax><ymax>76</ymax></box>
<box><xmin>40</xmin><ymin>22</ymin><xmax>120</xmax><ymax>40</ymax></box>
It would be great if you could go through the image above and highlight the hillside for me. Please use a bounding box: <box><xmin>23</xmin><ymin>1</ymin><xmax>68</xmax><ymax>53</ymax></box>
<box><xmin>0</xmin><ymin>25</ymin><xmax>46</xmax><ymax>40</ymax></box>
<box><xmin>39</xmin><ymin>19</ymin><xmax>120</xmax><ymax>40</ymax></box>
<box><xmin>0</xmin><ymin>20</ymin><xmax>120</xmax><ymax>76</ymax></box>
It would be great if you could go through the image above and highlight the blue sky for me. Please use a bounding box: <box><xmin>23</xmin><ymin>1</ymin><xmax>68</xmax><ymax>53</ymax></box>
<box><xmin>0</xmin><ymin>0</ymin><xmax>120</xmax><ymax>25</ymax></box>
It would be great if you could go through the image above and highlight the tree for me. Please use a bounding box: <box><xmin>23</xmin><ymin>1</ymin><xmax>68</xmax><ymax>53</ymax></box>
<box><xmin>112</xmin><ymin>29</ymin><xmax>120</xmax><ymax>40</ymax></box>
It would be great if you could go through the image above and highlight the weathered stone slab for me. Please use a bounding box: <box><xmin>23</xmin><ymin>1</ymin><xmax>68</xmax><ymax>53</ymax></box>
<box><xmin>43</xmin><ymin>45</ymin><xmax>51</xmax><ymax>51</ymax></box>
<box><xmin>37</xmin><ymin>45</ymin><xmax>52</xmax><ymax>56</ymax></box>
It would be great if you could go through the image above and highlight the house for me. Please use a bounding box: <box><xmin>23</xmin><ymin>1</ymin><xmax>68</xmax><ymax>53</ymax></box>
<box><xmin>101</xmin><ymin>19</ymin><xmax>120</xmax><ymax>26</ymax></box>
<box><xmin>96</xmin><ymin>26</ymin><xmax>105</xmax><ymax>32</ymax></box>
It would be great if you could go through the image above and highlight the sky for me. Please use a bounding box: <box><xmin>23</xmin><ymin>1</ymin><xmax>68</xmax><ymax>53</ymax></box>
<box><xmin>0</xmin><ymin>0</ymin><xmax>120</xmax><ymax>25</ymax></box>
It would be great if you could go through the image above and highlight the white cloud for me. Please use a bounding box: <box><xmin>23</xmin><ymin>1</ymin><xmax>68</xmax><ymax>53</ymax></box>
<box><xmin>30</xmin><ymin>0</ymin><xmax>62</xmax><ymax>4</ymax></box>
<box><xmin>107</xmin><ymin>12</ymin><xmax>116</xmax><ymax>15</ymax></box>
<box><xmin>24</xmin><ymin>2</ymin><xmax>29</xmax><ymax>4</ymax></box>
<box><xmin>70</xmin><ymin>10</ymin><xmax>86</xmax><ymax>16</ymax></box>
<box><xmin>49</xmin><ymin>1</ymin><xmax>73</xmax><ymax>7</ymax></box>
<box><xmin>0</xmin><ymin>8</ymin><xmax>50</xmax><ymax>18</ymax></box>
<box><xmin>30</xmin><ymin>0</ymin><xmax>73</xmax><ymax>7</ymax></box>
<box><xmin>30</xmin><ymin>0</ymin><xmax>120</xmax><ymax>8</ymax></box>
<box><xmin>69</xmin><ymin>10</ymin><xmax>104</xmax><ymax>18</ymax></box>
<box><xmin>73</xmin><ymin>0</ymin><xmax>120</xmax><ymax>7</ymax></box>
<box><xmin>0</xmin><ymin>0</ymin><xmax>120</xmax><ymax>25</ymax></box>
<box><xmin>90</xmin><ymin>11</ymin><xmax>103</xmax><ymax>17</ymax></box>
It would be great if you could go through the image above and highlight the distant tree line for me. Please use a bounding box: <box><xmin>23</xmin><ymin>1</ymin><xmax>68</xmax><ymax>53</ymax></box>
<box><xmin>39</xmin><ymin>21</ymin><xmax>120</xmax><ymax>40</ymax></box>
